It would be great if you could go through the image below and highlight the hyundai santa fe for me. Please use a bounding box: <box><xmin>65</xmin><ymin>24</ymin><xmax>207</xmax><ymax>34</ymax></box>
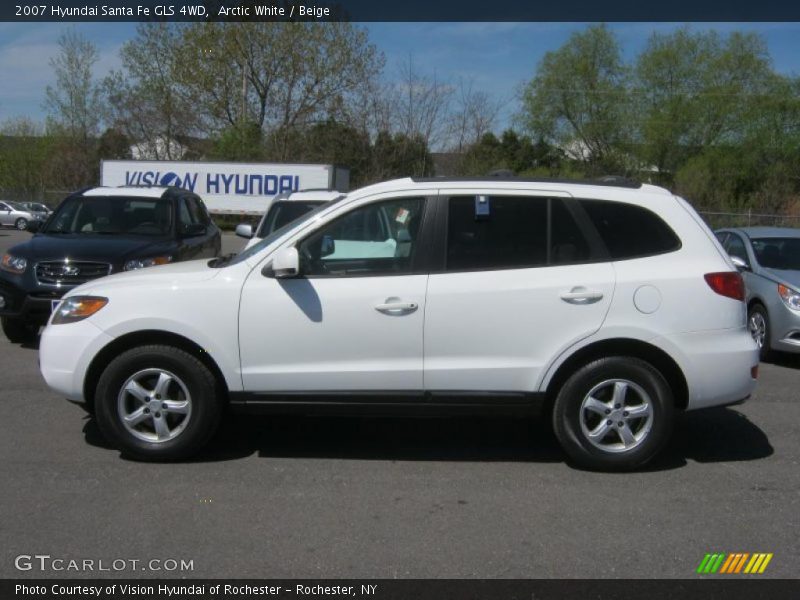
<box><xmin>0</xmin><ymin>186</ymin><xmax>221</xmax><ymax>342</ymax></box>
<box><xmin>39</xmin><ymin>177</ymin><xmax>758</xmax><ymax>470</ymax></box>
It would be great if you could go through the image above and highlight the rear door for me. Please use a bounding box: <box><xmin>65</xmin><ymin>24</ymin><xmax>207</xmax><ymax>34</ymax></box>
<box><xmin>424</xmin><ymin>191</ymin><xmax>615</xmax><ymax>393</ymax></box>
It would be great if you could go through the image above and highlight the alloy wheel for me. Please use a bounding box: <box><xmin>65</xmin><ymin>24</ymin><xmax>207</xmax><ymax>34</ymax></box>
<box><xmin>579</xmin><ymin>379</ymin><xmax>654</xmax><ymax>453</ymax></box>
<box><xmin>117</xmin><ymin>368</ymin><xmax>192</xmax><ymax>443</ymax></box>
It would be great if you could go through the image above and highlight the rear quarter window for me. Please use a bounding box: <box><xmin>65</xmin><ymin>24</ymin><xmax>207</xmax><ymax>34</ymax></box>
<box><xmin>579</xmin><ymin>199</ymin><xmax>681</xmax><ymax>260</ymax></box>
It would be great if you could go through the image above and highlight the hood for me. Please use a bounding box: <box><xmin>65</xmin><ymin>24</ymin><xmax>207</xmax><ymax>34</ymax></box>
<box><xmin>8</xmin><ymin>234</ymin><xmax>176</xmax><ymax>264</ymax></box>
<box><xmin>66</xmin><ymin>258</ymin><xmax>221</xmax><ymax>297</ymax></box>
<box><xmin>763</xmin><ymin>268</ymin><xmax>800</xmax><ymax>290</ymax></box>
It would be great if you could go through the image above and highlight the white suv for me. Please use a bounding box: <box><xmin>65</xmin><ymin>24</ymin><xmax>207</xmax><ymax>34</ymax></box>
<box><xmin>39</xmin><ymin>177</ymin><xmax>758</xmax><ymax>470</ymax></box>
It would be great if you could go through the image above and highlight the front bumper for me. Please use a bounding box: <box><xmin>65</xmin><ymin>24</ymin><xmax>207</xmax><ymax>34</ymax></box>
<box><xmin>39</xmin><ymin>319</ymin><xmax>114</xmax><ymax>402</ymax></box>
<box><xmin>0</xmin><ymin>278</ymin><xmax>65</xmax><ymax>324</ymax></box>
<box><xmin>768</xmin><ymin>300</ymin><xmax>800</xmax><ymax>353</ymax></box>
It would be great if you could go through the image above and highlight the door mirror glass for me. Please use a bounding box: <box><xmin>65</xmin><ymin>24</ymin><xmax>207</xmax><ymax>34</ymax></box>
<box><xmin>235</xmin><ymin>223</ymin><xmax>253</xmax><ymax>239</ymax></box>
<box><xmin>271</xmin><ymin>246</ymin><xmax>300</xmax><ymax>278</ymax></box>
<box><xmin>26</xmin><ymin>220</ymin><xmax>40</xmax><ymax>233</ymax></box>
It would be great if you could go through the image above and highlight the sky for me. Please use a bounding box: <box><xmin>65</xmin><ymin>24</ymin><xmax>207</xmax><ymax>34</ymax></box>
<box><xmin>1</xmin><ymin>22</ymin><xmax>800</xmax><ymax>132</ymax></box>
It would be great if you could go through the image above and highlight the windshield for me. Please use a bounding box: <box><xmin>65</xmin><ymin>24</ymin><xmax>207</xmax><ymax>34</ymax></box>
<box><xmin>28</xmin><ymin>203</ymin><xmax>48</xmax><ymax>211</ymax></box>
<box><xmin>256</xmin><ymin>201</ymin><xmax>326</xmax><ymax>238</ymax></box>
<box><xmin>225</xmin><ymin>197</ymin><xmax>345</xmax><ymax>267</ymax></box>
<box><xmin>752</xmin><ymin>237</ymin><xmax>800</xmax><ymax>271</ymax></box>
<box><xmin>7</xmin><ymin>202</ymin><xmax>27</xmax><ymax>211</ymax></box>
<box><xmin>44</xmin><ymin>196</ymin><xmax>173</xmax><ymax>236</ymax></box>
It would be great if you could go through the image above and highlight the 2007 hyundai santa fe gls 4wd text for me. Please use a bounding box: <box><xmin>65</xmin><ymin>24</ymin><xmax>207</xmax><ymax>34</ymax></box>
<box><xmin>39</xmin><ymin>177</ymin><xmax>759</xmax><ymax>470</ymax></box>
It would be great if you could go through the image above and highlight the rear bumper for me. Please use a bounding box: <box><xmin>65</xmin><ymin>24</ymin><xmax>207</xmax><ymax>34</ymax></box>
<box><xmin>653</xmin><ymin>327</ymin><xmax>759</xmax><ymax>411</ymax></box>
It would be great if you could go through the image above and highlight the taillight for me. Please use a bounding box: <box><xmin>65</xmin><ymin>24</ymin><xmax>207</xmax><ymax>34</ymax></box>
<box><xmin>704</xmin><ymin>272</ymin><xmax>745</xmax><ymax>301</ymax></box>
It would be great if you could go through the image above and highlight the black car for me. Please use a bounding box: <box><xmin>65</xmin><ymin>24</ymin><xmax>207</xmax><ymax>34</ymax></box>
<box><xmin>0</xmin><ymin>186</ymin><xmax>221</xmax><ymax>342</ymax></box>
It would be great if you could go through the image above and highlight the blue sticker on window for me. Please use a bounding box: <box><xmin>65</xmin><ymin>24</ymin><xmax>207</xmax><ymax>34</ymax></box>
<box><xmin>475</xmin><ymin>195</ymin><xmax>490</xmax><ymax>219</ymax></box>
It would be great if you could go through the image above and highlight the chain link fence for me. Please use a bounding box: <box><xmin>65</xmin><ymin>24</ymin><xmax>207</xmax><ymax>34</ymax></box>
<box><xmin>698</xmin><ymin>210</ymin><xmax>800</xmax><ymax>230</ymax></box>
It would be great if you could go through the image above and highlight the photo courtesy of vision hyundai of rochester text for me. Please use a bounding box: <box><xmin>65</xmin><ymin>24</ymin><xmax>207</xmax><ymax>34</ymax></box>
<box><xmin>30</xmin><ymin>176</ymin><xmax>758</xmax><ymax>471</ymax></box>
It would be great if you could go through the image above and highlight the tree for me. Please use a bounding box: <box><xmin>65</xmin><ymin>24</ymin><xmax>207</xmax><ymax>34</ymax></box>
<box><xmin>519</xmin><ymin>24</ymin><xmax>629</xmax><ymax>174</ymax></box>
<box><xmin>388</xmin><ymin>56</ymin><xmax>453</xmax><ymax>151</ymax></box>
<box><xmin>634</xmin><ymin>28</ymin><xmax>775</xmax><ymax>183</ymax></box>
<box><xmin>44</xmin><ymin>28</ymin><xmax>103</xmax><ymax>142</ymax></box>
<box><xmin>104</xmin><ymin>23</ymin><xmax>197</xmax><ymax>160</ymax></box>
<box><xmin>96</xmin><ymin>128</ymin><xmax>132</xmax><ymax>161</ymax></box>
<box><xmin>447</xmin><ymin>79</ymin><xmax>502</xmax><ymax>153</ymax></box>
<box><xmin>371</xmin><ymin>131</ymin><xmax>434</xmax><ymax>181</ymax></box>
<box><xmin>211</xmin><ymin>121</ymin><xmax>265</xmax><ymax>162</ymax></box>
<box><xmin>457</xmin><ymin>130</ymin><xmax>564</xmax><ymax>176</ymax></box>
<box><xmin>174</xmin><ymin>22</ymin><xmax>384</xmax><ymax>159</ymax></box>
<box><xmin>0</xmin><ymin>118</ymin><xmax>53</xmax><ymax>201</ymax></box>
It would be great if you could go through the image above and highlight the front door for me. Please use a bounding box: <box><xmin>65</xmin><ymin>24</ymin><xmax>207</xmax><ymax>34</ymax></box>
<box><xmin>238</xmin><ymin>195</ymin><xmax>430</xmax><ymax>392</ymax></box>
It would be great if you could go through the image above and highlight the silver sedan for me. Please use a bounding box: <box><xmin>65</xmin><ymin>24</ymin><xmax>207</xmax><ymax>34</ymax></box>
<box><xmin>716</xmin><ymin>227</ymin><xmax>800</xmax><ymax>360</ymax></box>
<box><xmin>0</xmin><ymin>201</ymin><xmax>38</xmax><ymax>231</ymax></box>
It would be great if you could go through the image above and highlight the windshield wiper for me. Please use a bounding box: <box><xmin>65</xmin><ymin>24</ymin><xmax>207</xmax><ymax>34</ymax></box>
<box><xmin>210</xmin><ymin>252</ymin><xmax>237</xmax><ymax>267</ymax></box>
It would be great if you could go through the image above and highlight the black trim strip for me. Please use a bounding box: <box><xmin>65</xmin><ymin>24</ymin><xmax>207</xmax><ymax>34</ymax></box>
<box><xmin>229</xmin><ymin>390</ymin><xmax>546</xmax><ymax>416</ymax></box>
<box><xmin>411</xmin><ymin>176</ymin><xmax>642</xmax><ymax>189</ymax></box>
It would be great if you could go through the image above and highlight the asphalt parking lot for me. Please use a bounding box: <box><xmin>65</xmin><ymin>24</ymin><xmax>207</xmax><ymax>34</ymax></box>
<box><xmin>0</xmin><ymin>227</ymin><xmax>798</xmax><ymax>579</ymax></box>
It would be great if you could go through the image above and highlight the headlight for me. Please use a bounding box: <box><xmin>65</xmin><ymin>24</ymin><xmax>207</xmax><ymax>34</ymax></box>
<box><xmin>778</xmin><ymin>284</ymin><xmax>800</xmax><ymax>311</ymax></box>
<box><xmin>124</xmin><ymin>256</ymin><xmax>172</xmax><ymax>271</ymax></box>
<box><xmin>51</xmin><ymin>296</ymin><xmax>108</xmax><ymax>324</ymax></box>
<box><xmin>0</xmin><ymin>254</ymin><xmax>27</xmax><ymax>274</ymax></box>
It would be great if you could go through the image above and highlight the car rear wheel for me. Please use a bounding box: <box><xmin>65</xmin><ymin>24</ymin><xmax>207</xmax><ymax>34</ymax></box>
<box><xmin>14</xmin><ymin>218</ymin><xmax>28</xmax><ymax>231</ymax></box>
<box><xmin>748</xmin><ymin>304</ymin><xmax>772</xmax><ymax>362</ymax></box>
<box><xmin>95</xmin><ymin>345</ymin><xmax>223</xmax><ymax>461</ymax></box>
<box><xmin>552</xmin><ymin>357</ymin><xmax>675</xmax><ymax>471</ymax></box>
<box><xmin>1</xmin><ymin>317</ymin><xmax>38</xmax><ymax>343</ymax></box>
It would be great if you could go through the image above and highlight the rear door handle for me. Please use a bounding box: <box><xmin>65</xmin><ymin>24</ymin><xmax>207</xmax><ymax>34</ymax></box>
<box><xmin>375</xmin><ymin>298</ymin><xmax>419</xmax><ymax>315</ymax></box>
<box><xmin>560</xmin><ymin>287</ymin><xmax>604</xmax><ymax>304</ymax></box>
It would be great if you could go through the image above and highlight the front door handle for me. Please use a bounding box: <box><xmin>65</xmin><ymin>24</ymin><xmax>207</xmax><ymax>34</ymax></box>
<box><xmin>375</xmin><ymin>298</ymin><xmax>419</xmax><ymax>315</ymax></box>
<box><xmin>560</xmin><ymin>286</ymin><xmax>604</xmax><ymax>304</ymax></box>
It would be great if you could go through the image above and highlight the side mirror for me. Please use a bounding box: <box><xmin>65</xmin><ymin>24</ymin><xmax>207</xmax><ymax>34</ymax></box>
<box><xmin>730</xmin><ymin>255</ymin><xmax>750</xmax><ymax>271</ymax></box>
<box><xmin>26</xmin><ymin>220</ymin><xmax>41</xmax><ymax>233</ymax></box>
<box><xmin>320</xmin><ymin>235</ymin><xmax>336</xmax><ymax>257</ymax></box>
<box><xmin>270</xmin><ymin>247</ymin><xmax>300</xmax><ymax>278</ymax></box>
<box><xmin>182</xmin><ymin>223</ymin><xmax>206</xmax><ymax>237</ymax></box>
<box><xmin>235</xmin><ymin>223</ymin><xmax>254</xmax><ymax>239</ymax></box>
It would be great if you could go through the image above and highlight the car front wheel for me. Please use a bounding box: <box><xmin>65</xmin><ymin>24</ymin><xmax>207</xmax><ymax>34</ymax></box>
<box><xmin>94</xmin><ymin>345</ymin><xmax>223</xmax><ymax>461</ymax></box>
<box><xmin>14</xmin><ymin>218</ymin><xmax>28</xmax><ymax>231</ymax></box>
<box><xmin>552</xmin><ymin>357</ymin><xmax>675</xmax><ymax>471</ymax></box>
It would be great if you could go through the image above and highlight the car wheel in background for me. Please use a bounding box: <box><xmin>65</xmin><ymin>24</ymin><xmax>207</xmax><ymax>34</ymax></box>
<box><xmin>14</xmin><ymin>218</ymin><xmax>28</xmax><ymax>231</ymax></box>
<box><xmin>94</xmin><ymin>345</ymin><xmax>223</xmax><ymax>461</ymax></box>
<box><xmin>1</xmin><ymin>317</ymin><xmax>38</xmax><ymax>344</ymax></box>
<box><xmin>552</xmin><ymin>357</ymin><xmax>675</xmax><ymax>472</ymax></box>
<box><xmin>748</xmin><ymin>304</ymin><xmax>772</xmax><ymax>362</ymax></box>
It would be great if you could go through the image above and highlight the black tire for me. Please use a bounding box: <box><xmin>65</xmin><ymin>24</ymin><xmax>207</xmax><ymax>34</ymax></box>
<box><xmin>94</xmin><ymin>345</ymin><xmax>223</xmax><ymax>461</ymax></box>
<box><xmin>1</xmin><ymin>317</ymin><xmax>38</xmax><ymax>343</ymax></box>
<box><xmin>748</xmin><ymin>303</ymin><xmax>772</xmax><ymax>362</ymax></box>
<box><xmin>14</xmin><ymin>218</ymin><xmax>28</xmax><ymax>231</ymax></box>
<box><xmin>552</xmin><ymin>356</ymin><xmax>675</xmax><ymax>472</ymax></box>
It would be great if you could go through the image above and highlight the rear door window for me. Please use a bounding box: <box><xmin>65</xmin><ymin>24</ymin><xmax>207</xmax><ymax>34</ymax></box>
<box><xmin>445</xmin><ymin>196</ymin><xmax>600</xmax><ymax>271</ymax></box>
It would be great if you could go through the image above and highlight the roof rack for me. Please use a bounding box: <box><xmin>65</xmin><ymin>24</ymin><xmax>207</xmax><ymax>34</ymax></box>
<box><xmin>410</xmin><ymin>175</ymin><xmax>642</xmax><ymax>189</ymax></box>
